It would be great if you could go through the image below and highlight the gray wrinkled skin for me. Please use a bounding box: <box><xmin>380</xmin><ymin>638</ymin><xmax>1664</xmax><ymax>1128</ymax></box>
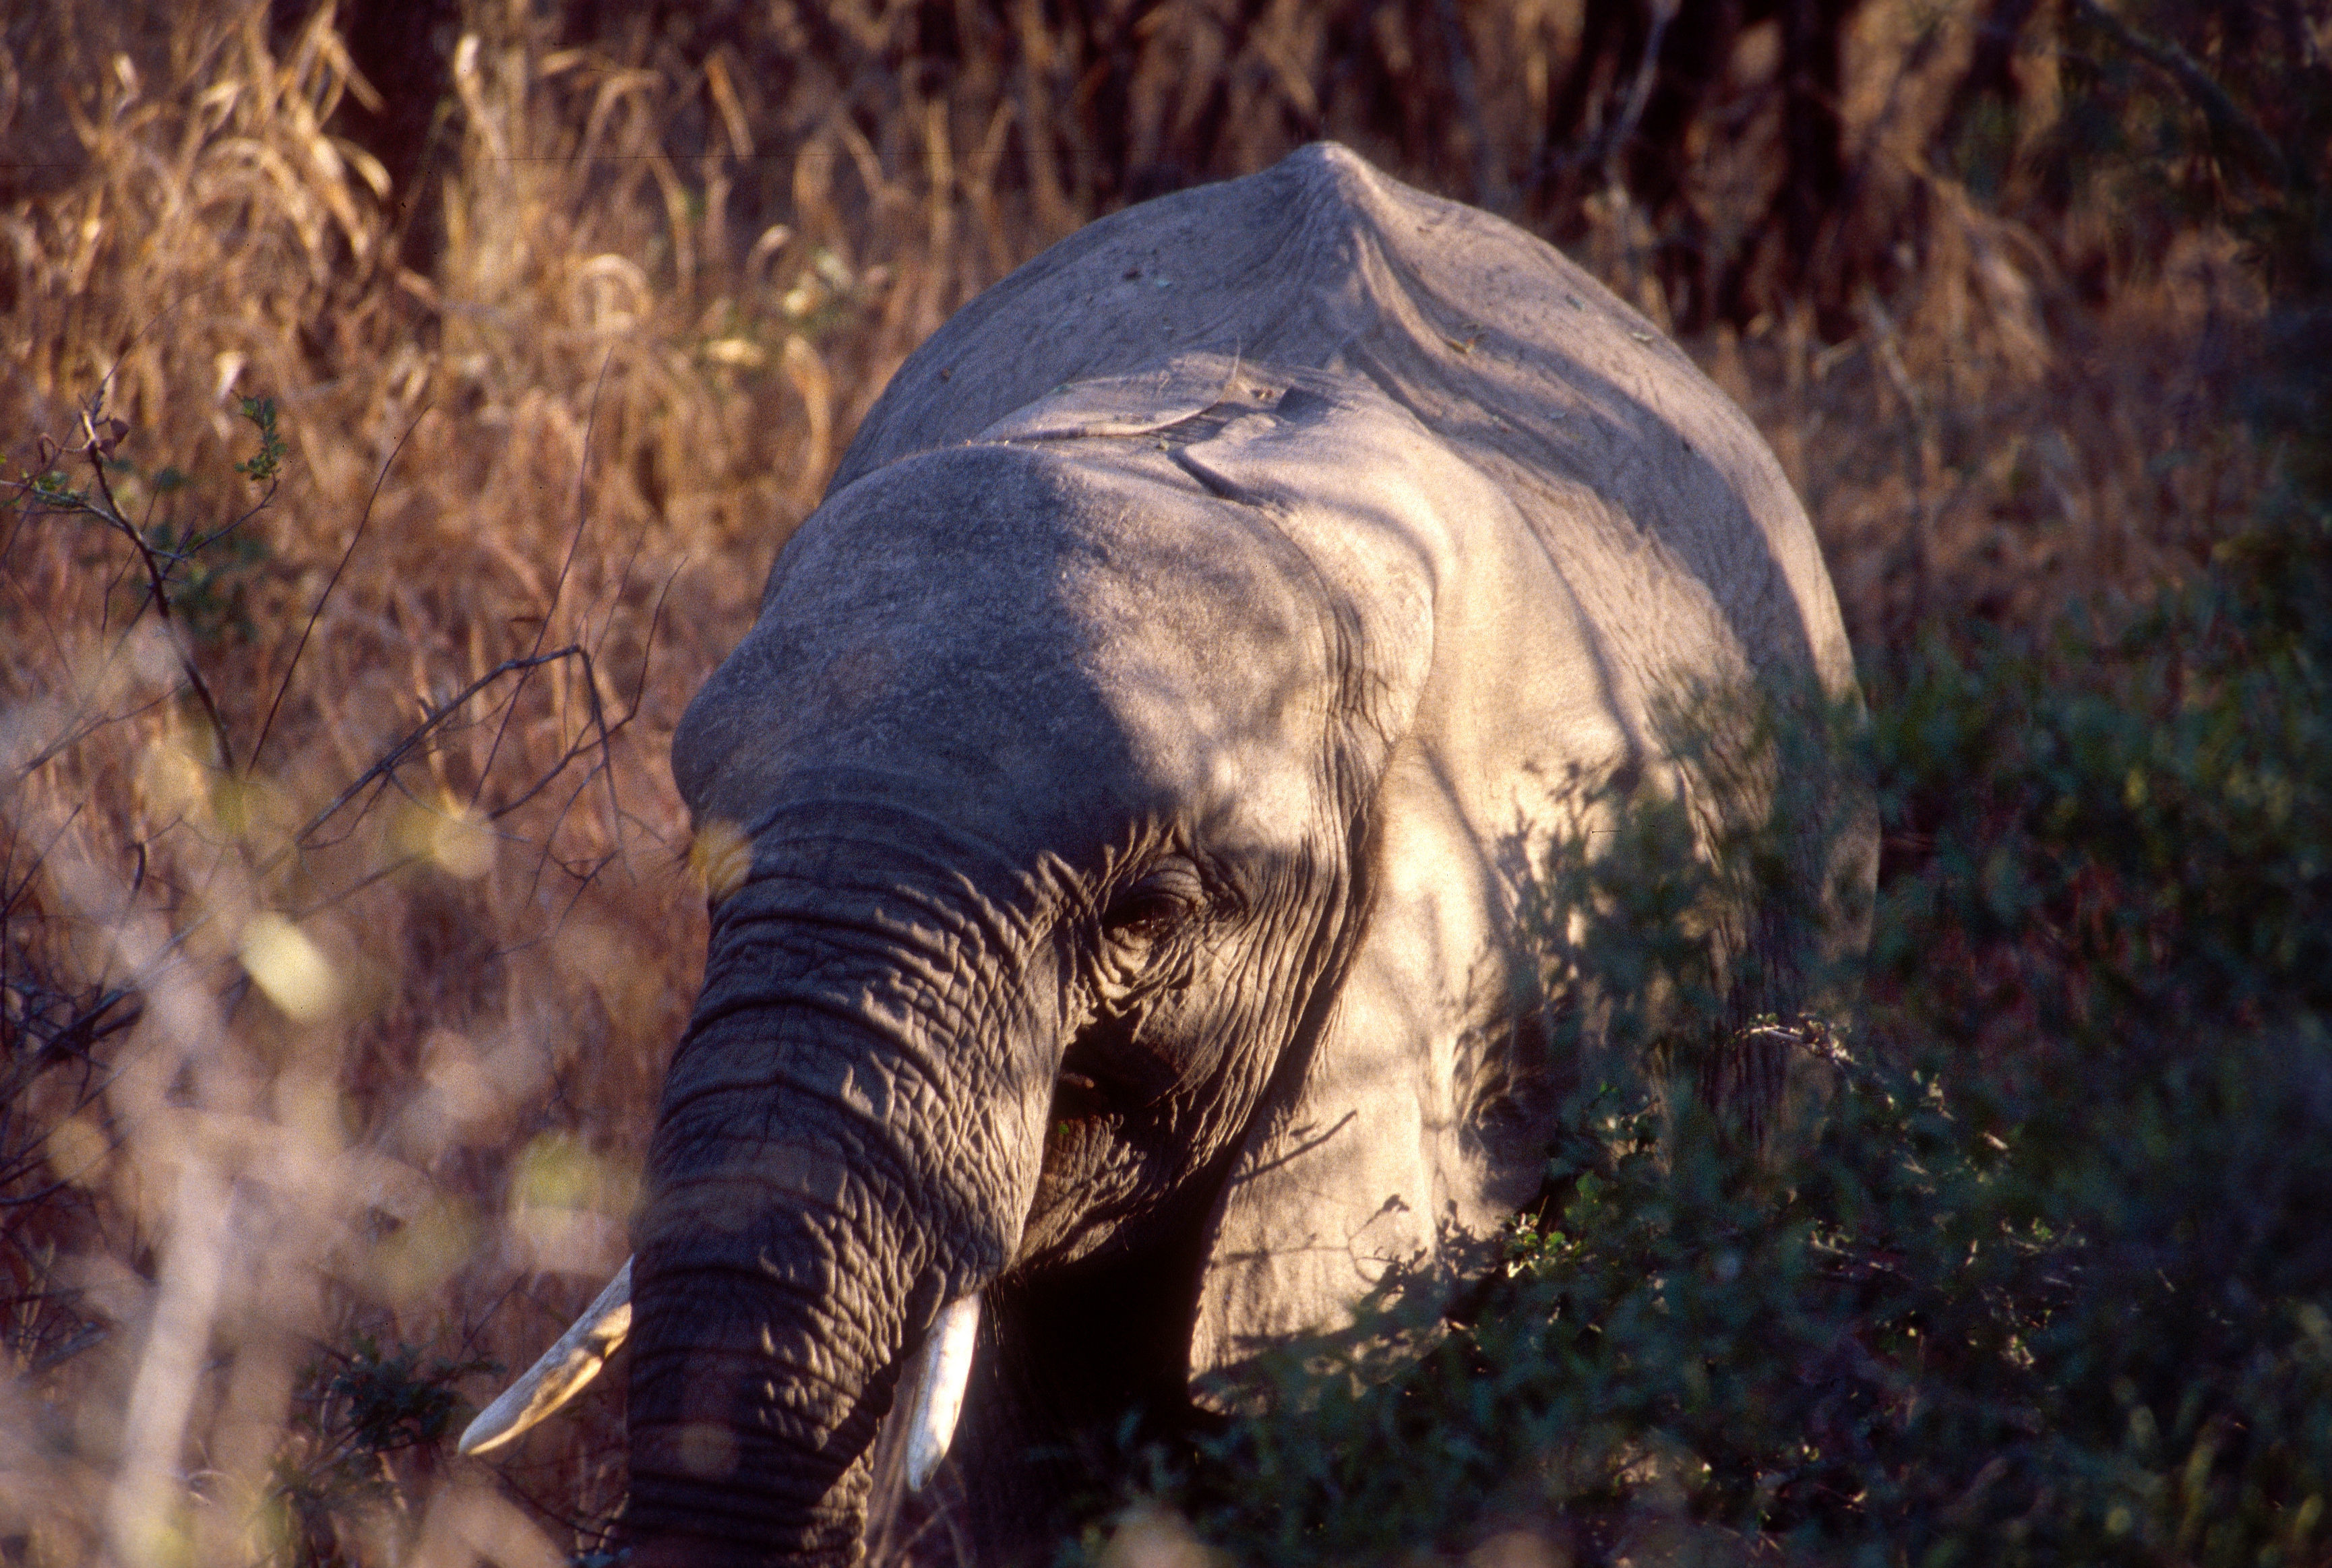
<box><xmin>626</xmin><ymin>144</ymin><xmax>1872</xmax><ymax>1567</ymax></box>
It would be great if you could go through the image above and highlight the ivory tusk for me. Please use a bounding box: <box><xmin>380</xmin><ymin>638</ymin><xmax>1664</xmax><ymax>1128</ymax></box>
<box><xmin>458</xmin><ymin>1258</ymin><xmax>633</xmax><ymax>1456</ymax></box>
<box><xmin>904</xmin><ymin>1294</ymin><xmax>981</xmax><ymax>1493</ymax></box>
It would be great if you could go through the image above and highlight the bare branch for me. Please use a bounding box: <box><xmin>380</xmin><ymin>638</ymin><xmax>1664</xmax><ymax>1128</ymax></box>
<box><xmin>251</xmin><ymin>404</ymin><xmax>428</xmax><ymax>770</ymax></box>
<box><xmin>474</xmin><ymin>350</ymin><xmax>615</xmax><ymax>808</ymax></box>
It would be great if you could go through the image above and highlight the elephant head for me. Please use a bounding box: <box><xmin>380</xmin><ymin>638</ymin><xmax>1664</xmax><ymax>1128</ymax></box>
<box><xmin>625</xmin><ymin>374</ymin><xmax>1502</xmax><ymax>1563</ymax></box>
<box><xmin>464</xmin><ymin>144</ymin><xmax>1872</xmax><ymax>1568</ymax></box>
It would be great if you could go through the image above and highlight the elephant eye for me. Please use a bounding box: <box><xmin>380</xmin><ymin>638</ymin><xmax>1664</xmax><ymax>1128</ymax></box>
<box><xmin>1099</xmin><ymin>863</ymin><xmax>1204</xmax><ymax>953</ymax></box>
<box><xmin>1101</xmin><ymin>890</ymin><xmax>1183</xmax><ymax>944</ymax></box>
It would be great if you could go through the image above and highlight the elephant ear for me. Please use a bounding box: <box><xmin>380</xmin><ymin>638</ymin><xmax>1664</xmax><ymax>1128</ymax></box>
<box><xmin>1169</xmin><ymin>376</ymin><xmax>1638</xmax><ymax>1394</ymax></box>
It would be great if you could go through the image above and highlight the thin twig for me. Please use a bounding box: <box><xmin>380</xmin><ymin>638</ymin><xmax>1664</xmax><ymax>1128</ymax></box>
<box><xmin>277</xmin><ymin>649</ymin><xmax>596</xmax><ymax>863</ymax></box>
<box><xmin>585</xmin><ymin>505</ymin><xmax>665</xmax><ymax>873</ymax></box>
<box><xmin>88</xmin><ymin>290</ymin><xmax>200</xmax><ymax>433</ymax></box>
<box><xmin>1857</xmin><ymin>287</ymin><xmax>1940</xmax><ymax>627</ymax></box>
<box><xmin>474</xmin><ymin>350</ymin><xmax>614</xmax><ymax>808</ymax></box>
<box><xmin>486</xmin><ymin>656</ymin><xmax>626</xmax><ymax>823</ymax></box>
<box><xmin>15</xmin><ymin>691</ymin><xmax>177</xmax><ymax>777</ymax></box>
<box><xmin>1602</xmin><ymin>0</ymin><xmax>1676</xmax><ymax>187</ymax></box>
<box><xmin>251</xmin><ymin>403</ymin><xmax>428</xmax><ymax>769</ymax></box>
<box><xmin>75</xmin><ymin>406</ymin><xmax>237</xmax><ymax>772</ymax></box>
<box><xmin>1432</xmin><ymin>0</ymin><xmax>1502</xmax><ymax>210</ymax></box>
<box><xmin>1595</xmin><ymin>0</ymin><xmax>1677</xmax><ymax>311</ymax></box>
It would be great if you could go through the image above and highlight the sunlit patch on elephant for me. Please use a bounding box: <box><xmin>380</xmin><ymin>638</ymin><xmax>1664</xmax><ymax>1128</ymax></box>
<box><xmin>472</xmin><ymin>142</ymin><xmax>1873</xmax><ymax>1567</ymax></box>
<box><xmin>689</xmin><ymin>818</ymin><xmax>754</xmax><ymax>904</ymax></box>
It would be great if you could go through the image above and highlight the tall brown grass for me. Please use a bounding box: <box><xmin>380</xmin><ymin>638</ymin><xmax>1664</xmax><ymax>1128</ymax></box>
<box><xmin>0</xmin><ymin>1</ymin><xmax>2274</xmax><ymax>1563</ymax></box>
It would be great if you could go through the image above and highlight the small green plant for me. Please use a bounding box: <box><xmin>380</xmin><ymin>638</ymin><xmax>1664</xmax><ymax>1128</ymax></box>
<box><xmin>4</xmin><ymin>391</ymin><xmax>286</xmax><ymax>763</ymax></box>
<box><xmin>234</xmin><ymin>394</ymin><xmax>287</xmax><ymax>483</ymax></box>
<box><xmin>124</xmin><ymin>393</ymin><xmax>289</xmax><ymax>644</ymax></box>
<box><xmin>317</xmin><ymin>1333</ymin><xmax>490</xmax><ymax>1457</ymax></box>
<box><xmin>135</xmin><ymin>499</ymin><xmax>272</xmax><ymax>646</ymax></box>
<box><xmin>266</xmin><ymin>1334</ymin><xmax>496</xmax><ymax>1567</ymax></box>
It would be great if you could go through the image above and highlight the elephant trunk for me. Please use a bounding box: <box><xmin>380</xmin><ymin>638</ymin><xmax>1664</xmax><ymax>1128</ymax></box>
<box><xmin>623</xmin><ymin>1191</ymin><xmax>901</xmax><ymax>1566</ymax></box>
<box><xmin>622</xmin><ymin>851</ymin><xmax>1047</xmax><ymax>1566</ymax></box>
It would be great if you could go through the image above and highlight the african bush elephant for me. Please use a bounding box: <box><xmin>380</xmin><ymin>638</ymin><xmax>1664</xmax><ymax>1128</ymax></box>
<box><xmin>465</xmin><ymin>143</ymin><xmax>1871</xmax><ymax>1565</ymax></box>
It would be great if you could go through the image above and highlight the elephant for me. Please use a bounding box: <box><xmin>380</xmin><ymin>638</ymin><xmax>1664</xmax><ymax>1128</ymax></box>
<box><xmin>461</xmin><ymin>142</ymin><xmax>1872</xmax><ymax>1566</ymax></box>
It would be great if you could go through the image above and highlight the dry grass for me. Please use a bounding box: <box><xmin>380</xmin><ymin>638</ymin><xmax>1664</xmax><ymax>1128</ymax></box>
<box><xmin>0</xmin><ymin>1</ymin><xmax>2273</xmax><ymax>1563</ymax></box>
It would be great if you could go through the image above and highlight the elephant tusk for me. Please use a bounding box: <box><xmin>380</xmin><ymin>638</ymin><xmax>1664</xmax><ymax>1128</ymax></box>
<box><xmin>904</xmin><ymin>1293</ymin><xmax>981</xmax><ymax>1492</ymax></box>
<box><xmin>458</xmin><ymin>1258</ymin><xmax>634</xmax><ymax>1456</ymax></box>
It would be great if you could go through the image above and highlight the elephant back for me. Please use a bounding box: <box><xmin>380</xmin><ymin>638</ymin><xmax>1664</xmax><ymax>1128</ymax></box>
<box><xmin>828</xmin><ymin>142</ymin><xmax>1854</xmax><ymax>706</ymax></box>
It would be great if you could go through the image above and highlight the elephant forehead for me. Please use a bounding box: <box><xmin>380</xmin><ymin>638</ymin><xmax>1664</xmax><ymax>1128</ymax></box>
<box><xmin>1050</xmin><ymin>461</ymin><xmax>1342</xmax><ymax>836</ymax></box>
<box><xmin>673</xmin><ymin>445</ymin><xmax>1341</xmax><ymax>856</ymax></box>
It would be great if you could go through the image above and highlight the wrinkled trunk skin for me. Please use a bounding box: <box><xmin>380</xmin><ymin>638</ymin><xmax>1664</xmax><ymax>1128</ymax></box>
<box><xmin>623</xmin><ymin>838</ymin><xmax>1049</xmax><ymax>1567</ymax></box>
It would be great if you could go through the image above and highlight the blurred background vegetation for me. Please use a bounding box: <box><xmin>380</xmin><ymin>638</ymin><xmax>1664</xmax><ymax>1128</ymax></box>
<box><xmin>1</xmin><ymin>1</ymin><xmax>2325</xmax><ymax>1563</ymax></box>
